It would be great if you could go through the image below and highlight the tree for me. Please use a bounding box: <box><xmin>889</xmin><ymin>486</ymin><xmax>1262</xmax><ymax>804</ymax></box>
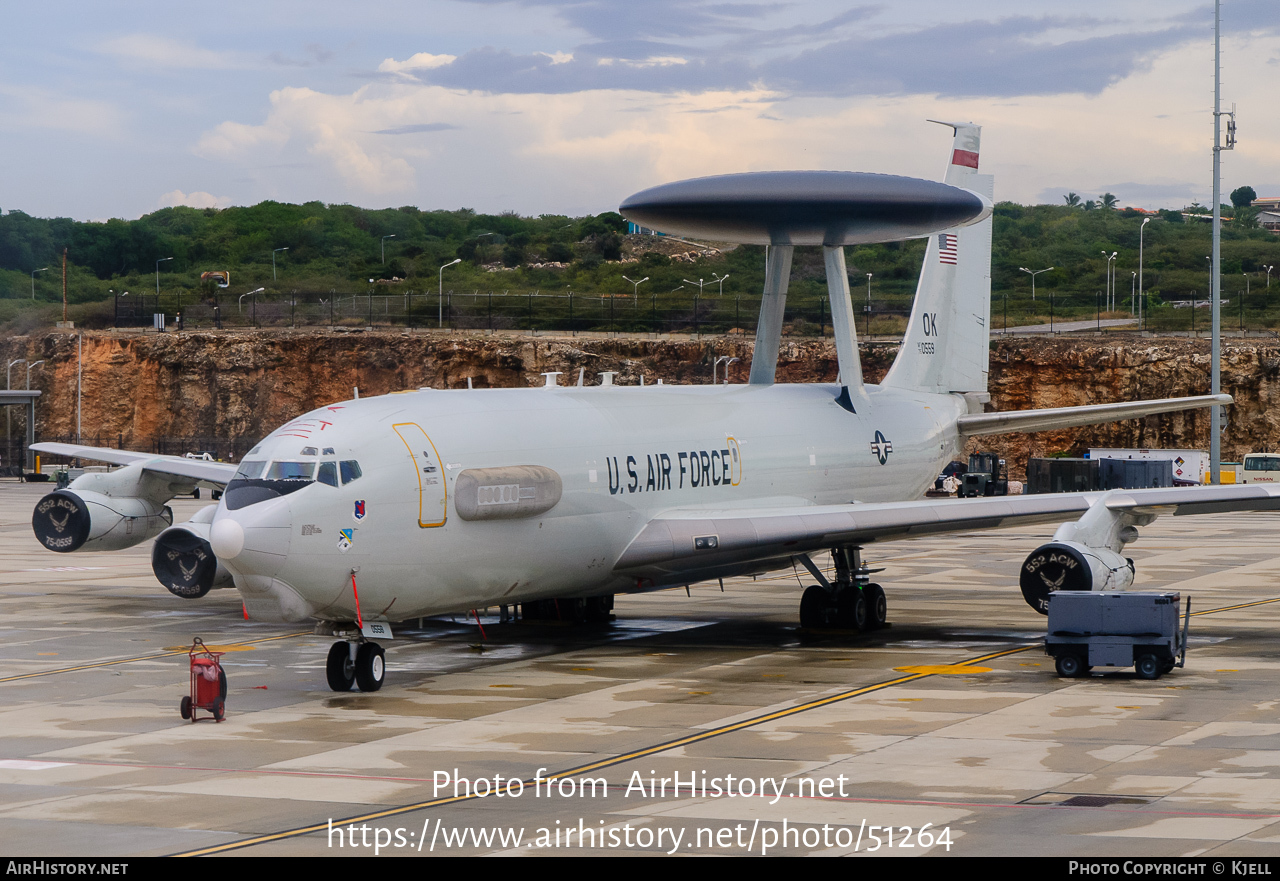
<box><xmin>1231</xmin><ymin>207</ymin><xmax>1260</xmax><ymax>229</ymax></box>
<box><xmin>1101</xmin><ymin>193</ymin><xmax>1118</xmax><ymax>210</ymax></box>
<box><xmin>1083</xmin><ymin>200</ymin><xmax>1097</xmax><ymax>211</ymax></box>
<box><xmin>1230</xmin><ymin>186</ymin><xmax>1257</xmax><ymax>209</ymax></box>
<box><xmin>1063</xmin><ymin>192</ymin><xmax>1081</xmax><ymax>208</ymax></box>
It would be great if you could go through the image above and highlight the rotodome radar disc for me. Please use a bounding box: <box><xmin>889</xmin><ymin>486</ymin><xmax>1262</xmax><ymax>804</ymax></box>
<box><xmin>619</xmin><ymin>171</ymin><xmax>989</xmax><ymax>246</ymax></box>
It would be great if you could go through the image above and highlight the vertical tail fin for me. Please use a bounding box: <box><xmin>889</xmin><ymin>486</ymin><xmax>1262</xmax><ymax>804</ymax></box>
<box><xmin>882</xmin><ymin>121</ymin><xmax>993</xmax><ymax>395</ymax></box>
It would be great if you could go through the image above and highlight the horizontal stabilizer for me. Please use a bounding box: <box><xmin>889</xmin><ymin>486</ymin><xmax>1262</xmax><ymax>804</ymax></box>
<box><xmin>956</xmin><ymin>394</ymin><xmax>1232</xmax><ymax>437</ymax></box>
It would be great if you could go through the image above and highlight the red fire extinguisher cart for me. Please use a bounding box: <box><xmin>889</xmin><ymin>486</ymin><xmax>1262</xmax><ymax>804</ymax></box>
<box><xmin>180</xmin><ymin>638</ymin><xmax>227</xmax><ymax>722</ymax></box>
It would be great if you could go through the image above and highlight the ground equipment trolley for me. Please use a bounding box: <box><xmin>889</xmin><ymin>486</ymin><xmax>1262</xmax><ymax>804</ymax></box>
<box><xmin>1045</xmin><ymin>590</ymin><xmax>1190</xmax><ymax>680</ymax></box>
<box><xmin>180</xmin><ymin>637</ymin><xmax>227</xmax><ymax>722</ymax></box>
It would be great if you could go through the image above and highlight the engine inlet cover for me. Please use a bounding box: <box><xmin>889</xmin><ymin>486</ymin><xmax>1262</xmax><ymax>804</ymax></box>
<box><xmin>152</xmin><ymin>529</ymin><xmax>219</xmax><ymax>598</ymax></box>
<box><xmin>1020</xmin><ymin>542</ymin><xmax>1092</xmax><ymax>615</ymax></box>
<box><xmin>32</xmin><ymin>491</ymin><xmax>91</xmax><ymax>553</ymax></box>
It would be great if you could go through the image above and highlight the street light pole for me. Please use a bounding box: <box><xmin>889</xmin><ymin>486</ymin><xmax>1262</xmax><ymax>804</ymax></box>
<box><xmin>1019</xmin><ymin>266</ymin><xmax>1053</xmax><ymax>307</ymax></box>
<box><xmin>30</xmin><ymin>268</ymin><xmax>48</xmax><ymax>301</ymax></box>
<box><xmin>1139</xmin><ymin>217</ymin><xmax>1151</xmax><ymax>330</ymax></box>
<box><xmin>1102</xmin><ymin>251</ymin><xmax>1117</xmax><ymax>312</ymax></box>
<box><xmin>622</xmin><ymin>275</ymin><xmax>649</xmax><ymax>300</ymax></box>
<box><xmin>273</xmin><ymin>247</ymin><xmax>289</xmax><ymax>281</ymax></box>
<box><xmin>155</xmin><ymin>257</ymin><xmax>174</xmax><ymax>296</ymax></box>
<box><xmin>238</xmin><ymin>287</ymin><xmax>265</xmax><ymax>313</ymax></box>
<box><xmin>381</xmin><ymin>235</ymin><xmax>395</xmax><ymax>264</ymax></box>
<box><xmin>439</xmin><ymin>258</ymin><xmax>461</xmax><ymax>328</ymax></box>
<box><xmin>5</xmin><ymin>359</ymin><xmax>24</xmax><ymax>453</ymax></box>
<box><xmin>1244</xmin><ymin>273</ymin><xmax>1250</xmax><ymax>328</ymax></box>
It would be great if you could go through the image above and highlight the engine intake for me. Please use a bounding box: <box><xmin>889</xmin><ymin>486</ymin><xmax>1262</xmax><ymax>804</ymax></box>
<box><xmin>33</xmin><ymin>490</ymin><xmax>172</xmax><ymax>553</ymax></box>
<box><xmin>152</xmin><ymin>522</ymin><xmax>232</xmax><ymax>599</ymax></box>
<box><xmin>1019</xmin><ymin>541</ymin><xmax>1134</xmax><ymax>615</ymax></box>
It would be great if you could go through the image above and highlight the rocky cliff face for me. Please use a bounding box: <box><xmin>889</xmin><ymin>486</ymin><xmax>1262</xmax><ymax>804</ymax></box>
<box><xmin>3</xmin><ymin>330</ymin><xmax>1273</xmax><ymax>475</ymax></box>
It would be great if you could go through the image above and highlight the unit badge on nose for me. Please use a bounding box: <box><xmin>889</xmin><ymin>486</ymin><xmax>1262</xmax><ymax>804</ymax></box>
<box><xmin>870</xmin><ymin>430</ymin><xmax>893</xmax><ymax>465</ymax></box>
<box><xmin>338</xmin><ymin>529</ymin><xmax>355</xmax><ymax>553</ymax></box>
<box><xmin>354</xmin><ymin>500</ymin><xmax>366</xmax><ymax>521</ymax></box>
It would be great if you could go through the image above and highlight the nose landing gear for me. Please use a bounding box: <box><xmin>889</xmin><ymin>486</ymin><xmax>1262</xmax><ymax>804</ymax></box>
<box><xmin>326</xmin><ymin>639</ymin><xmax>385</xmax><ymax>692</ymax></box>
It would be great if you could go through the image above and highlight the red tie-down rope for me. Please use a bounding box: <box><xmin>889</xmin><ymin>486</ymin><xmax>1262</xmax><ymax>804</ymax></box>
<box><xmin>351</xmin><ymin>571</ymin><xmax>364</xmax><ymax>630</ymax></box>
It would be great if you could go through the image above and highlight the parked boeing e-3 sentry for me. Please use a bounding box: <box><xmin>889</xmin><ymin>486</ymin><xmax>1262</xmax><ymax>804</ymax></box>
<box><xmin>31</xmin><ymin>122</ymin><xmax>1274</xmax><ymax>693</ymax></box>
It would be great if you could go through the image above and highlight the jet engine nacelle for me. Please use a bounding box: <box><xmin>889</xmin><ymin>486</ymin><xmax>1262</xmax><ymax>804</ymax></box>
<box><xmin>32</xmin><ymin>489</ymin><xmax>173</xmax><ymax>553</ymax></box>
<box><xmin>151</xmin><ymin>510</ymin><xmax>233</xmax><ymax>599</ymax></box>
<box><xmin>1018</xmin><ymin>541</ymin><xmax>1134</xmax><ymax>615</ymax></box>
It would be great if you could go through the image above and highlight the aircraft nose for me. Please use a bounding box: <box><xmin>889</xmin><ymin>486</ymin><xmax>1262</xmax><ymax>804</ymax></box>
<box><xmin>210</xmin><ymin>517</ymin><xmax>244</xmax><ymax>559</ymax></box>
<box><xmin>211</xmin><ymin>496</ymin><xmax>292</xmax><ymax>577</ymax></box>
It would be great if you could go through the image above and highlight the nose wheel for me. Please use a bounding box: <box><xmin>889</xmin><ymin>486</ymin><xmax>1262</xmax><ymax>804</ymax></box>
<box><xmin>327</xmin><ymin>640</ymin><xmax>385</xmax><ymax>692</ymax></box>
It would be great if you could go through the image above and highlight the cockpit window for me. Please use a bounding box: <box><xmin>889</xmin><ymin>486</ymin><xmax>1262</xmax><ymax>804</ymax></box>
<box><xmin>266</xmin><ymin>461</ymin><xmax>316</xmax><ymax>481</ymax></box>
<box><xmin>234</xmin><ymin>460</ymin><xmax>267</xmax><ymax>480</ymax></box>
<box><xmin>225</xmin><ymin>460</ymin><xmax>317</xmax><ymax>510</ymax></box>
<box><xmin>301</xmin><ymin>447</ymin><xmax>318</xmax><ymax>456</ymax></box>
<box><xmin>317</xmin><ymin>462</ymin><xmax>338</xmax><ymax>487</ymax></box>
<box><xmin>340</xmin><ymin>460</ymin><xmax>363</xmax><ymax>484</ymax></box>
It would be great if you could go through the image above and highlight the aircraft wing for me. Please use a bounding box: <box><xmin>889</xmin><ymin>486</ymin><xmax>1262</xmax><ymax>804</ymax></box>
<box><xmin>956</xmin><ymin>394</ymin><xmax>1232</xmax><ymax>437</ymax></box>
<box><xmin>30</xmin><ymin>443</ymin><xmax>238</xmax><ymax>486</ymax></box>
<box><xmin>614</xmin><ymin>482</ymin><xmax>1280</xmax><ymax>579</ymax></box>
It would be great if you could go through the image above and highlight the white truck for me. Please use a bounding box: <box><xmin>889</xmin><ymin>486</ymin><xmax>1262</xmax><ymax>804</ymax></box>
<box><xmin>1240</xmin><ymin>452</ymin><xmax>1280</xmax><ymax>484</ymax></box>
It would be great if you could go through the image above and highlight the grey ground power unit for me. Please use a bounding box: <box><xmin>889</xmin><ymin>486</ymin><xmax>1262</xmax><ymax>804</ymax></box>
<box><xmin>1045</xmin><ymin>590</ymin><xmax>1190</xmax><ymax>680</ymax></box>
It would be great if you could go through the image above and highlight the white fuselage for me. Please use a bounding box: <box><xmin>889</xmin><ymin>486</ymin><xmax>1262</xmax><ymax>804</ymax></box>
<box><xmin>212</xmin><ymin>382</ymin><xmax>967</xmax><ymax>623</ymax></box>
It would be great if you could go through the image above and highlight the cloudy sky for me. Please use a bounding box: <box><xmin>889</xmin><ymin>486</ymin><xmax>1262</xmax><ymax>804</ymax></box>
<box><xmin>2</xmin><ymin>1</ymin><xmax>1276</xmax><ymax>221</ymax></box>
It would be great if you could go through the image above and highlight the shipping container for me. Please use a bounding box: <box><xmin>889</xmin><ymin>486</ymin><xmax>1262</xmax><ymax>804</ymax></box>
<box><xmin>1088</xmin><ymin>448</ymin><xmax>1208</xmax><ymax>485</ymax></box>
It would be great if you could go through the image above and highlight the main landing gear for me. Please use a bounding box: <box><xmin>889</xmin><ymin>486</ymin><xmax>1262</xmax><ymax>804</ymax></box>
<box><xmin>326</xmin><ymin>639</ymin><xmax>385</xmax><ymax>692</ymax></box>
<box><xmin>798</xmin><ymin>546</ymin><xmax>888</xmax><ymax>632</ymax></box>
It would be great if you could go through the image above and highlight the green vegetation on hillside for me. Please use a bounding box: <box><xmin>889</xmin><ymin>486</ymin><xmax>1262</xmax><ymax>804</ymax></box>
<box><xmin>1</xmin><ymin>198</ymin><xmax>1277</xmax><ymax>334</ymax></box>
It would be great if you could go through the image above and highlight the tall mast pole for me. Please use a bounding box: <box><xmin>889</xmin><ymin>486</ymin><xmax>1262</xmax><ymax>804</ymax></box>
<box><xmin>1209</xmin><ymin>0</ymin><xmax>1222</xmax><ymax>484</ymax></box>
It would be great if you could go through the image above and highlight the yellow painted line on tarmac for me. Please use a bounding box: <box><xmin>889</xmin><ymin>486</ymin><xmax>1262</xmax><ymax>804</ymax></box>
<box><xmin>172</xmin><ymin>644</ymin><xmax>1031</xmax><ymax>857</ymax></box>
<box><xmin>0</xmin><ymin>632</ymin><xmax>307</xmax><ymax>683</ymax></box>
<box><xmin>171</xmin><ymin>595</ymin><xmax>1280</xmax><ymax>857</ymax></box>
<box><xmin>894</xmin><ymin>664</ymin><xmax>993</xmax><ymax>674</ymax></box>
<box><xmin>1191</xmin><ymin>596</ymin><xmax>1280</xmax><ymax>616</ymax></box>
<box><xmin>162</xmin><ymin>644</ymin><xmax>257</xmax><ymax>652</ymax></box>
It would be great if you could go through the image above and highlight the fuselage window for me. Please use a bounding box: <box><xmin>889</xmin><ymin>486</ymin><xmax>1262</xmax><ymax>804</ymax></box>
<box><xmin>318</xmin><ymin>462</ymin><xmax>338</xmax><ymax>487</ymax></box>
<box><xmin>340</xmin><ymin>460</ymin><xmax>363</xmax><ymax>484</ymax></box>
<box><xmin>322</xmin><ymin>447</ymin><xmax>335</xmax><ymax>456</ymax></box>
<box><xmin>301</xmin><ymin>447</ymin><xmax>318</xmax><ymax>456</ymax></box>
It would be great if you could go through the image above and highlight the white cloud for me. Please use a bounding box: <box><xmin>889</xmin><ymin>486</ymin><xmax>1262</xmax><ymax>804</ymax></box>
<box><xmin>377</xmin><ymin>52</ymin><xmax>458</xmax><ymax>81</ymax></box>
<box><xmin>0</xmin><ymin>85</ymin><xmax>123</xmax><ymax>138</ymax></box>
<box><xmin>195</xmin><ymin>86</ymin><xmax>419</xmax><ymax>194</ymax></box>
<box><xmin>596</xmin><ymin>55</ymin><xmax>688</xmax><ymax>68</ymax></box>
<box><xmin>538</xmin><ymin>51</ymin><xmax>574</xmax><ymax>65</ymax></box>
<box><xmin>182</xmin><ymin>32</ymin><xmax>1278</xmax><ymax>216</ymax></box>
<box><xmin>157</xmin><ymin>190</ymin><xmax>232</xmax><ymax>209</ymax></box>
<box><xmin>101</xmin><ymin>34</ymin><xmax>245</xmax><ymax>70</ymax></box>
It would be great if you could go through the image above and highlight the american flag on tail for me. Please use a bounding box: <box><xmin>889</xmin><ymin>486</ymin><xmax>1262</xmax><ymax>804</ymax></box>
<box><xmin>938</xmin><ymin>233</ymin><xmax>958</xmax><ymax>265</ymax></box>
